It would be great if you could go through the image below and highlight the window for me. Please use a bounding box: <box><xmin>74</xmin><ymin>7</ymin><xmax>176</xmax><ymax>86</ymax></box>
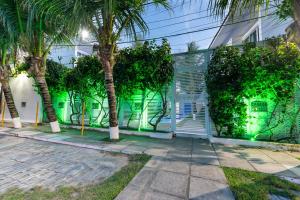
<box><xmin>21</xmin><ymin>102</ymin><xmax>26</xmax><ymax>108</ymax></box>
<box><xmin>58</xmin><ymin>102</ymin><xmax>65</xmax><ymax>109</ymax></box>
<box><xmin>245</xmin><ymin>29</ymin><xmax>259</xmax><ymax>43</ymax></box>
<box><xmin>251</xmin><ymin>101</ymin><xmax>268</xmax><ymax>112</ymax></box>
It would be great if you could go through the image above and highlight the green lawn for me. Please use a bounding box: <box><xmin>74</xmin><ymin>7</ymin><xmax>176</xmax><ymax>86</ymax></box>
<box><xmin>223</xmin><ymin>167</ymin><xmax>300</xmax><ymax>200</ymax></box>
<box><xmin>0</xmin><ymin>154</ymin><xmax>151</xmax><ymax>200</ymax></box>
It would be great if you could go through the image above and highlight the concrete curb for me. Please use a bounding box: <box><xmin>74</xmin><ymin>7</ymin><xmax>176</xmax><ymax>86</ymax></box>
<box><xmin>61</xmin><ymin>125</ymin><xmax>173</xmax><ymax>140</ymax></box>
<box><xmin>209</xmin><ymin>136</ymin><xmax>300</xmax><ymax>152</ymax></box>
<box><xmin>0</xmin><ymin>130</ymin><xmax>142</xmax><ymax>155</ymax></box>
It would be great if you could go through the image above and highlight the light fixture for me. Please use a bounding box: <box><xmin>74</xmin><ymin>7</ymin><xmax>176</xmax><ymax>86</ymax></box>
<box><xmin>81</xmin><ymin>29</ymin><xmax>89</xmax><ymax>40</ymax></box>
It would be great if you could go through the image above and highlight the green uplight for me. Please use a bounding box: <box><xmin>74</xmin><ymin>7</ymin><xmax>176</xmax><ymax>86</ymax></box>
<box><xmin>245</xmin><ymin>94</ymin><xmax>277</xmax><ymax>139</ymax></box>
<box><xmin>250</xmin><ymin>137</ymin><xmax>256</xmax><ymax>142</ymax></box>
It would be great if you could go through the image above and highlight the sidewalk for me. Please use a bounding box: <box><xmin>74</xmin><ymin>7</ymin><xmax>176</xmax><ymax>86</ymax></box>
<box><xmin>2</xmin><ymin>126</ymin><xmax>300</xmax><ymax>199</ymax></box>
<box><xmin>117</xmin><ymin>139</ymin><xmax>234</xmax><ymax>200</ymax></box>
<box><xmin>0</xmin><ymin>126</ymin><xmax>234</xmax><ymax>200</ymax></box>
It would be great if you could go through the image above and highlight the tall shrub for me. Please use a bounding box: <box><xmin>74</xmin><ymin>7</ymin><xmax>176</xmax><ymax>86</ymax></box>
<box><xmin>114</xmin><ymin>40</ymin><xmax>174</xmax><ymax>131</ymax></box>
<box><xmin>206</xmin><ymin>40</ymin><xmax>300</xmax><ymax>141</ymax></box>
<box><xmin>206</xmin><ymin>46</ymin><xmax>246</xmax><ymax>137</ymax></box>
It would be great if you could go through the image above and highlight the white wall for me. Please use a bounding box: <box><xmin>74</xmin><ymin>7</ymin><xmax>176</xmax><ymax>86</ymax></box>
<box><xmin>210</xmin><ymin>6</ymin><xmax>293</xmax><ymax>48</ymax></box>
<box><xmin>0</xmin><ymin>43</ymin><xmax>93</xmax><ymax>124</ymax></box>
<box><xmin>49</xmin><ymin>46</ymin><xmax>76</xmax><ymax>68</ymax></box>
<box><xmin>3</xmin><ymin>74</ymin><xmax>43</xmax><ymax>123</ymax></box>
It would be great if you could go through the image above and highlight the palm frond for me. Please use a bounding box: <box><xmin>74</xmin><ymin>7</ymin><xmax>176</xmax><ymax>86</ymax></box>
<box><xmin>208</xmin><ymin>0</ymin><xmax>274</xmax><ymax>18</ymax></box>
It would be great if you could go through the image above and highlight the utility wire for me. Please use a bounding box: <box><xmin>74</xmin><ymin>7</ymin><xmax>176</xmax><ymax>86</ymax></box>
<box><xmin>120</xmin><ymin>5</ymin><xmax>276</xmax><ymax>37</ymax></box>
<box><xmin>53</xmin><ymin>13</ymin><xmax>276</xmax><ymax>47</ymax></box>
<box><xmin>118</xmin><ymin>13</ymin><xmax>276</xmax><ymax>44</ymax></box>
<box><xmin>147</xmin><ymin>9</ymin><xmax>214</xmax><ymax>24</ymax></box>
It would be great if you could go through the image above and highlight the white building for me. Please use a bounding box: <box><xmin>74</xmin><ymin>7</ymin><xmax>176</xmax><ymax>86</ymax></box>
<box><xmin>49</xmin><ymin>40</ymin><xmax>93</xmax><ymax>68</ymax></box>
<box><xmin>209</xmin><ymin>6</ymin><xmax>294</xmax><ymax>48</ymax></box>
<box><xmin>3</xmin><ymin>40</ymin><xmax>93</xmax><ymax>125</ymax></box>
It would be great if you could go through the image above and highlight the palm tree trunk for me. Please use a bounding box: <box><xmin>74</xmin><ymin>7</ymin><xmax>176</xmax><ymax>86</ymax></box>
<box><xmin>1</xmin><ymin>79</ymin><xmax>21</xmax><ymax>128</ymax></box>
<box><xmin>98</xmin><ymin>48</ymin><xmax>119</xmax><ymax>140</ymax></box>
<box><xmin>29</xmin><ymin>57</ymin><xmax>60</xmax><ymax>132</ymax></box>
<box><xmin>35</xmin><ymin>75</ymin><xmax>60</xmax><ymax>132</ymax></box>
<box><xmin>293</xmin><ymin>0</ymin><xmax>300</xmax><ymax>46</ymax></box>
<box><xmin>295</xmin><ymin>0</ymin><xmax>300</xmax><ymax>26</ymax></box>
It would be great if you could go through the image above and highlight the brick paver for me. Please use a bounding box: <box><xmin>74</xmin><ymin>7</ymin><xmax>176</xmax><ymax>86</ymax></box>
<box><xmin>0</xmin><ymin>134</ymin><xmax>128</xmax><ymax>193</ymax></box>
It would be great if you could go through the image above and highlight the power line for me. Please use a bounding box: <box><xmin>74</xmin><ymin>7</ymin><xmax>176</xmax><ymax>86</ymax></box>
<box><xmin>146</xmin><ymin>15</ymin><xmax>219</xmax><ymax>31</ymax></box>
<box><xmin>171</xmin><ymin>36</ymin><xmax>216</xmax><ymax>47</ymax></box>
<box><xmin>169</xmin><ymin>20</ymin><xmax>221</xmax><ymax>35</ymax></box>
<box><xmin>146</xmin><ymin>0</ymin><xmax>276</xmax><ymax>24</ymax></box>
<box><xmin>146</xmin><ymin>9</ymin><xmax>214</xmax><ymax>24</ymax></box>
<box><xmin>119</xmin><ymin>13</ymin><xmax>218</xmax><ymax>37</ymax></box>
<box><xmin>168</xmin><ymin>7</ymin><xmax>273</xmax><ymax>36</ymax></box>
<box><xmin>53</xmin><ymin>13</ymin><xmax>276</xmax><ymax>47</ymax></box>
<box><xmin>121</xmin><ymin>5</ymin><xmax>276</xmax><ymax>37</ymax></box>
<box><xmin>118</xmin><ymin>13</ymin><xmax>276</xmax><ymax>44</ymax></box>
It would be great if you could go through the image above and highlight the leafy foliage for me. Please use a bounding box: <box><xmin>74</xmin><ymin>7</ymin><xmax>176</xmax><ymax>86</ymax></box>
<box><xmin>114</xmin><ymin>40</ymin><xmax>174</xmax><ymax>130</ymax></box>
<box><xmin>45</xmin><ymin>59</ymin><xmax>69</xmax><ymax>95</ymax></box>
<box><xmin>206</xmin><ymin>46</ymin><xmax>246</xmax><ymax>137</ymax></box>
<box><xmin>206</xmin><ymin>39</ymin><xmax>300</xmax><ymax>140</ymax></box>
<box><xmin>276</xmin><ymin>0</ymin><xmax>294</xmax><ymax>20</ymax></box>
<box><xmin>114</xmin><ymin>40</ymin><xmax>173</xmax><ymax>99</ymax></box>
<box><xmin>46</xmin><ymin>40</ymin><xmax>174</xmax><ymax>131</ymax></box>
<box><xmin>63</xmin><ymin>56</ymin><xmax>107</xmax><ymax>125</ymax></box>
<box><xmin>207</xmin><ymin>0</ymin><xmax>294</xmax><ymax>19</ymax></box>
<box><xmin>64</xmin><ymin>56</ymin><xmax>104</xmax><ymax>101</ymax></box>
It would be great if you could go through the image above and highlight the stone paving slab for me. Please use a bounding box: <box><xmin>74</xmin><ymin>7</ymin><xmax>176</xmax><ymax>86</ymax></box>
<box><xmin>214</xmin><ymin>144</ymin><xmax>300</xmax><ymax>179</ymax></box>
<box><xmin>191</xmin><ymin>163</ymin><xmax>227</xmax><ymax>183</ymax></box>
<box><xmin>117</xmin><ymin>139</ymin><xmax>234</xmax><ymax>200</ymax></box>
<box><xmin>150</xmin><ymin>170</ymin><xmax>189</xmax><ymax>198</ymax></box>
<box><xmin>189</xmin><ymin>177</ymin><xmax>234</xmax><ymax>200</ymax></box>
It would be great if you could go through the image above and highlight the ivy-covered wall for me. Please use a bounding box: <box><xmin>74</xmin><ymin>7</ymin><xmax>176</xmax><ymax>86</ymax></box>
<box><xmin>46</xmin><ymin>40</ymin><xmax>174</xmax><ymax>132</ymax></box>
<box><xmin>51</xmin><ymin>90</ymin><xmax>171</xmax><ymax>131</ymax></box>
<box><xmin>206</xmin><ymin>39</ymin><xmax>300</xmax><ymax>142</ymax></box>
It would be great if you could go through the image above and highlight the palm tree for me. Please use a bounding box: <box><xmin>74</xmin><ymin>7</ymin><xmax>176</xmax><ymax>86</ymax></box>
<box><xmin>208</xmin><ymin>0</ymin><xmax>299</xmax><ymax>43</ymax></box>
<box><xmin>0</xmin><ymin>23</ymin><xmax>22</xmax><ymax>128</ymax></box>
<box><xmin>41</xmin><ymin>0</ymin><xmax>170</xmax><ymax>139</ymax></box>
<box><xmin>0</xmin><ymin>0</ymin><xmax>76</xmax><ymax>132</ymax></box>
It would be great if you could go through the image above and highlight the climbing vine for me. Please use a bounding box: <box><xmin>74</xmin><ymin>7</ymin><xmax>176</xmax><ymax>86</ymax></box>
<box><xmin>46</xmin><ymin>40</ymin><xmax>174</xmax><ymax>131</ymax></box>
<box><xmin>114</xmin><ymin>39</ymin><xmax>174</xmax><ymax>131</ymax></box>
<box><xmin>206</xmin><ymin>39</ymin><xmax>300</xmax><ymax>141</ymax></box>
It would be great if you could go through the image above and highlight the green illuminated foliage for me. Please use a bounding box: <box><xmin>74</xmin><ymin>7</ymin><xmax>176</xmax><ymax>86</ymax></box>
<box><xmin>206</xmin><ymin>46</ymin><xmax>246</xmax><ymax>137</ymax></box>
<box><xmin>206</xmin><ymin>39</ymin><xmax>300</xmax><ymax>141</ymax></box>
<box><xmin>45</xmin><ymin>59</ymin><xmax>69</xmax><ymax>95</ymax></box>
<box><xmin>114</xmin><ymin>39</ymin><xmax>173</xmax><ymax>98</ymax></box>
<box><xmin>64</xmin><ymin>56</ymin><xmax>107</xmax><ymax>125</ymax></box>
<box><xmin>115</xmin><ymin>39</ymin><xmax>174</xmax><ymax>131</ymax></box>
<box><xmin>46</xmin><ymin>40</ymin><xmax>174</xmax><ymax>131</ymax></box>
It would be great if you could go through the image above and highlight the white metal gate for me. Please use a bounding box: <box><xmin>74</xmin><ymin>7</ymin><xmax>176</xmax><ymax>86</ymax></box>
<box><xmin>171</xmin><ymin>49</ymin><xmax>212</xmax><ymax>137</ymax></box>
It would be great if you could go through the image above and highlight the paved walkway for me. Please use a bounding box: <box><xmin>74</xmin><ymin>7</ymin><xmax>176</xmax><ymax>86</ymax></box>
<box><xmin>214</xmin><ymin>144</ymin><xmax>300</xmax><ymax>180</ymax></box>
<box><xmin>0</xmin><ymin>127</ymin><xmax>234</xmax><ymax>199</ymax></box>
<box><xmin>0</xmin><ymin>134</ymin><xmax>127</xmax><ymax>193</ymax></box>
<box><xmin>1</xmin><ymin>126</ymin><xmax>300</xmax><ymax>199</ymax></box>
<box><xmin>117</xmin><ymin>139</ymin><xmax>233</xmax><ymax>200</ymax></box>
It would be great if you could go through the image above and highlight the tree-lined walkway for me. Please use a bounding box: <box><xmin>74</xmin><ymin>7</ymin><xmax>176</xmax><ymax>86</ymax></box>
<box><xmin>1</xmin><ymin>127</ymin><xmax>300</xmax><ymax>199</ymax></box>
<box><xmin>0</xmin><ymin>127</ymin><xmax>234</xmax><ymax>199</ymax></box>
